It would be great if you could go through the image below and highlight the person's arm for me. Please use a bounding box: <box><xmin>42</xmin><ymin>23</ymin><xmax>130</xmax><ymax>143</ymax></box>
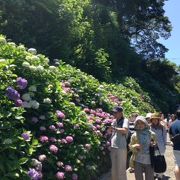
<box><xmin>115</xmin><ymin>118</ymin><xmax>129</xmax><ymax>134</ymax></box>
<box><xmin>113</xmin><ymin>127</ymin><xmax>128</xmax><ymax>134</ymax></box>
<box><xmin>129</xmin><ymin>134</ymin><xmax>141</xmax><ymax>153</ymax></box>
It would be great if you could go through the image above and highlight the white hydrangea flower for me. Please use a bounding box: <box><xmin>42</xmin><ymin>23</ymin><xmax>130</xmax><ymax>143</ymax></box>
<box><xmin>28</xmin><ymin>48</ymin><xmax>37</xmax><ymax>55</ymax></box>
<box><xmin>31</xmin><ymin>55</ymin><xmax>40</xmax><ymax>61</ymax></box>
<box><xmin>28</xmin><ymin>85</ymin><xmax>37</xmax><ymax>92</ymax></box>
<box><xmin>29</xmin><ymin>65</ymin><xmax>36</xmax><ymax>72</ymax></box>
<box><xmin>44</xmin><ymin>58</ymin><xmax>49</xmax><ymax>63</ymax></box>
<box><xmin>0</xmin><ymin>36</ymin><xmax>7</xmax><ymax>44</ymax></box>
<box><xmin>39</xmin><ymin>115</ymin><xmax>46</xmax><ymax>120</ymax></box>
<box><xmin>36</xmin><ymin>65</ymin><xmax>44</xmax><ymax>72</ymax></box>
<box><xmin>43</xmin><ymin>98</ymin><xmax>52</xmax><ymax>104</ymax></box>
<box><xmin>29</xmin><ymin>92</ymin><xmax>35</xmax><ymax>97</ymax></box>
<box><xmin>22</xmin><ymin>61</ymin><xmax>30</xmax><ymax>68</ymax></box>
<box><xmin>29</xmin><ymin>100</ymin><xmax>40</xmax><ymax>109</ymax></box>
<box><xmin>22</xmin><ymin>101</ymin><xmax>31</xmax><ymax>108</ymax></box>
<box><xmin>22</xmin><ymin>93</ymin><xmax>31</xmax><ymax>101</ymax></box>
<box><xmin>49</xmin><ymin>66</ymin><xmax>56</xmax><ymax>71</ymax></box>
<box><xmin>0</xmin><ymin>59</ymin><xmax>6</xmax><ymax>63</ymax></box>
<box><xmin>8</xmin><ymin>42</ymin><xmax>16</xmax><ymax>47</ymax></box>
<box><xmin>18</xmin><ymin>45</ymin><xmax>26</xmax><ymax>50</ymax></box>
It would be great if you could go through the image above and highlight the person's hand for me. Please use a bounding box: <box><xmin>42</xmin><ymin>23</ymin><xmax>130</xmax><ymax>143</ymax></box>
<box><xmin>150</xmin><ymin>141</ymin><xmax>156</xmax><ymax>147</ymax></box>
<box><xmin>133</xmin><ymin>144</ymin><xmax>141</xmax><ymax>150</ymax></box>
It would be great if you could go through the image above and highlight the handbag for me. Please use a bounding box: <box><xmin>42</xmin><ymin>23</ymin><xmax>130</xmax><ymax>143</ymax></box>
<box><xmin>171</xmin><ymin>133</ymin><xmax>180</xmax><ymax>144</ymax></box>
<box><xmin>152</xmin><ymin>146</ymin><xmax>167</xmax><ymax>173</ymax></box>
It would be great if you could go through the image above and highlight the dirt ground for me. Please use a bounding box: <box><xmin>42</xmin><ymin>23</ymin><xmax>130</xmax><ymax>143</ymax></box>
<box><xmin>100</xmin><ymin>138</ymin><xmax>176</xmax><ymax>180</ymax></box>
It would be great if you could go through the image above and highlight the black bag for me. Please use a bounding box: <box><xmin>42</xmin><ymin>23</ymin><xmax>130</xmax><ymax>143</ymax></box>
<box><xmin>171</xmin><ymin>133</ymin><xmax>180</xmax><ymax>144</ymax></box>
<box><xmin>151</xmin><ymin>146</ymin><xmax>167</xmax><ymax>173</ymax></box>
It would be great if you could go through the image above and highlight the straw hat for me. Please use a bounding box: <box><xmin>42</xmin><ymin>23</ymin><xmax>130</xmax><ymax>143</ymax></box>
<box><xmin>150</xmin><ymin>113</ymin><xmax>161</xmax><ymax>121</ymax></box>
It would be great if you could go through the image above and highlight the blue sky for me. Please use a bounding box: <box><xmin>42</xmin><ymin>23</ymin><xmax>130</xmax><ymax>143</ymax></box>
<box><xmin>159</xmin><ymin>0</ymin><xmax>180</xmax><ymax>65</ymax></box>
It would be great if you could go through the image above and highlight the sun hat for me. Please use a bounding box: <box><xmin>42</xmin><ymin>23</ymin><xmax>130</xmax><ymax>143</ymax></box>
<box><xmin>150</xmin><ymin>113</ymin><xmax>161</xmax><ymax>121</ymax></box>
<box><xmin>145</xmin><ymin>113</ymin><xmax>152</xmax><ymax>119</ymax></box>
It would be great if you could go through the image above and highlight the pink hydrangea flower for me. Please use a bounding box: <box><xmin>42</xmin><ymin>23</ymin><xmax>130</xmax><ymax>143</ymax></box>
<box><xmin>64</xmin><ymin>165</ymin><xmax>72</xmax><ymax>172</ymax></box>
<box><xmin>39</xmin><ymin>136</ymin><xmax>48</xmax><ymax>143</ymax></box>
<box><xmin>56</xmin><ymin>110</ymin><xmax>65</xmax><ymax>119</ymax></box>
<box><xmin>38</xmin><ymin>154</ymin><xmax>47</xmax><ymax>162</ymax></box>
<box><xmin>15</xmin><ymin>99</ymin><xmax>23</xmax><ymax>107</ymax></box>
<box><xmin>83</xmin><ymin>108</ymin><xmax>90</xmax><ymax>113</ymax></box>
<box><xmin>65</xmin><ymin>136</ymin><xmax>73</xmax><ymax>143</ymax></box>
<box><xmin>61</xmin><ymin>139</ymin><xmax>67</xmax><ymax>144</ymax></box>
<box><xmin>56</xmin><ymin>122</ymin><xmax>64</xmax><ymax>128</ymax></box>
<box><xmin>49</xmin><ymin>125</ymin><xmax>56</xmax><ymax>131</ymax></box>
<box><xmin>49</xmin><ymin>145</ymin><xmax>58</xmax><ymax>154</ymax></box>
<box><xmin>56</xmin><ymin>172</ymin><xmax>65</xmax><ymax>180</ymax></box>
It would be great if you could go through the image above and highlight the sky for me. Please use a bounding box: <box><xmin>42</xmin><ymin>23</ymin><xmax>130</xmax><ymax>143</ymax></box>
<box><xmin>159</xmin><ymin>0</ymin><xmax>180</xmax><ymax>65</ymax></box>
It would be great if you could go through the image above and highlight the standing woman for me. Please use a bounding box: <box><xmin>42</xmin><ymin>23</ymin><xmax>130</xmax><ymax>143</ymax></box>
<box><xmin>129</xmin><ymin>116</ymin><xmax>157</xmax><ymax>180</ymax></box>
<box><xmin>110</xmin><ymin>106</ymin><xmax>129</xmax><ymax>180</ymax></box>
<box><xmin>150</xmin><ymin>113</ymin><xmax>167</xmax><ymax>180</ymax></box>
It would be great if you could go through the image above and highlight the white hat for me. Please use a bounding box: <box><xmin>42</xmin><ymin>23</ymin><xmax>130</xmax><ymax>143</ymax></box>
<box><xmin>145</xmin><ymin>113</ymin><xmax>152</xmax><ymax>119</ymax></box>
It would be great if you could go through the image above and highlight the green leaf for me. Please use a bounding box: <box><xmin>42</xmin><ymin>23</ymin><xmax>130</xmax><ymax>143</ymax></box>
<box><xmin>19</xmin><ymin>157</ymin><xmax>28</xmax><ymax>165</ymax></box>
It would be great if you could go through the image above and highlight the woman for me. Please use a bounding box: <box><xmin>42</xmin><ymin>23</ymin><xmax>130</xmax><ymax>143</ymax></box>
<box><xmin>129</xmin><ymin>115</ymin><xmax>157</xmax><ymax>180</ymax></box>
<box><xmin>150</xmin><ymin>113</ymin><xmax>167</xmax><ymax>180</ymax></box>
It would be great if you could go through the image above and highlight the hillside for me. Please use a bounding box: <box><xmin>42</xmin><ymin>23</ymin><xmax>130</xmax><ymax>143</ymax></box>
<box><xmin>0</xmin><ymin>35</ymin><xmax>158</xmax><ymax>179</ymax></box>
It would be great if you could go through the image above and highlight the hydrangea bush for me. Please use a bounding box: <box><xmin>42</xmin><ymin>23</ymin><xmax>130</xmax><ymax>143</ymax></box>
<box><xmin>0</xmin><ymin>35</ymin><xmax>155</xmax><ymax>179</ymax></box>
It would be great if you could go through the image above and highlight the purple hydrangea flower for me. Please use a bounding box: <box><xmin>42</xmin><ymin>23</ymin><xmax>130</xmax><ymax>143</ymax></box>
<box><xmin>17</xmin><ymin>77</ymin><xmax>28</xmax><ymax>89</ymax></box>
<box><xmin>21</xmin><ymin>132</ymin><xmax>30</xmax><ymax>141</ymax></box>
<box><xmin>72</xmin><ymin>173</ymin><xmax>78</xmax><ymax>180</ymax></box>
<box><xmin>49</xmin><ymin>137</ymin><xmax>57</xmax><ymax>143</ymax></box>
<box><xmin>32</xmin><ymin>117</ymin><xmax>39</xmax><ymax>123</ymax></box>
<box><xmin>65</xmin><ymin>136</ymin><xmax>73</xmax><ymax>143</ymax></box>
<box><xmin>49</xmin><ymin>145</ymin><xmax>58</xmax><ymax>154</ymax></box>
<box><xmin>56</xmin><ymin>110</ymin><xmax>65</xmax><ymax>119</ymax></box>
<box><xmin>28</xmin><ymin>168</ymin><xmax>41</xmax><ymax>180</ymax></box>
<box><xmin>6</xmin><ymin>87</ymin><xmax>20</xmax><ymax>101</ymax></box>
<box><xmin>56</xmin><ymin>172</ymin><xmax>65</xmax><ymax>180</ymax></box>
<box><xmin>39</xmin><ymin>126</ymin><xmax>46</xmax><ymax>131</ymax></box>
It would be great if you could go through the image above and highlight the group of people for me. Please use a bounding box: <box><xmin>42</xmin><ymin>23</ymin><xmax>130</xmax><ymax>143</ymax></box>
<box><xmin>109</xmin><ymin>106</ymin><xmax>180</xmax><ymax>180</ymax></box>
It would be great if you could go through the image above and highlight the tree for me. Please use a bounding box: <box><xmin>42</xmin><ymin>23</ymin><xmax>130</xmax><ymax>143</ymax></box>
<box><xmin>94</xmin><ymin>0</ymin><xmax>172</xmax><ymax>59</ymax></box>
